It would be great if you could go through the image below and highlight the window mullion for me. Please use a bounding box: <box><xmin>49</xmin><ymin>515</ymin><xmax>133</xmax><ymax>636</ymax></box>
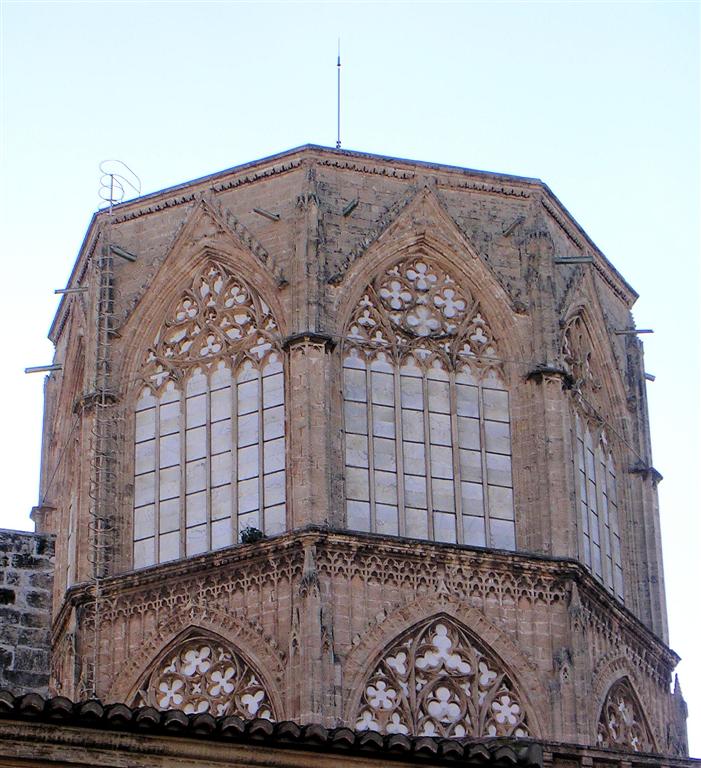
<box><xmin>366</xmin><ymin>359</ymin><xmax>376</xmax><ymax>532</ymax></box>
<box><xmin>205</xmin><ymin>381</ymin><xmax>213</xmax><ymax>553</ymax></box>
<box><xmin>393</xmin><ymin>362</ymin><xmax>405</xmax><ymax>537</ymax></box>
<box><xmin>449</xmin><ymin>369</ymin><xmax>463</xmax><ymax>545</ymax></box>
<box><xmin>231</xmin><ymin>365</ymin><xmax>239</xmax><ymax>544</ymax></box>
<box><xmin>154</xmin><ymin>393</ymin><xmax>162</xmax><ymax>562</ymax></box>
<box><xmin>477</xmin><ymin>382</ymin><xmax>489</xmax><ymax>546</ymax></box>
<box><xmin>177</xmin><ymin>388</ymin><xmax>185</xmax><ymax>561</ymax></box>
<box><xmin>258</xmin><ymin>368</ymin><xmax>265</xmax><ymax>534</ymax></box>
<box><xmin>422</xmin><ymin>372</ymin><xmax>434</xmax><ymax>541</ymax></box>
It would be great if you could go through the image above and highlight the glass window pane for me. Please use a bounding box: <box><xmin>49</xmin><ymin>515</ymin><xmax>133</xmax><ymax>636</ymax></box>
<box><xmin>375</xmin><ymin>470</ymin><xmax>398</xmax><ymax>504</ymax></box>
<box><xmin>488</xmin><ymin>485</ymin><xmax>514</xmax><ymax>520</ymax></box>
<box><xmin>456</xmin><ymin>383</ymin><xmax>478</xmax><ymax>417</ymax></box>
<box><xmin>135</xmin><ymin>439</ymin><xmax>156</xmax><ymax>475</ymax></box>
<box><xmin>403</xmin><ymin>440</ymin><xmax>425</xmax><ymax>467</ymax></box>
<box><xmin>376</xmin><ymin>504</ymin><xmax>399</xmax><ymax>535</ymax></box>
<box><xmin>264</xmin><ymin>470</ymin><xmax>286</xmax><ymax>507</ymax></box>
<box><xmin>185</xmin><ymin>459</ymin><xmax>206</xmax><ymax>493</ymax></box>
<box><xmin>263</xmin><ymin>371</ymin><xmax>284</xmax><ymax>408</ymax></box>
<box><xmin>159</xmin><ymin>498</ymin><xmax>180</xmax><ymax>533</ymax></box>
<box><xmin>432</xmin><ymin>478</ymin><xmax>455</xmax><ymax>512</ymax></box>
<box><xmin>133</xmin><ymin>505</ymin><xmax>155</xmax><ymax>540</ymax></box>
<box><xmin>371</xmin><ymin>371</ymin><xmax>394</xmax><ymax>406</ymax></box>
<box><xmin>211</xmin><ymin>451</ymin><xmax>232</xmax><ymax>486</ymax></box>
<box><xmin>400</xmin><ymin>376</ymin><xmax>423</xmax><ymax>410</ymax></box>
<box><xmin>136</xmin><ymin>389</ymin><xmax>157</xmax><ymax>412</ymax></box>
<box><xmin>238</xmin><ymin>413</ymin><xmax>259</xmax><ymax>447</ymax></box>
<box><xmin>134</xmin><ymin>537</ymin><xmax>155</xmax><ymax>568</ymax></box>
<box><xmin>346</xmin><ymin>433</ymin><xmax>369</xmax><ymax>468</ymax></box>
<box><xmin>264</xmin><ymin>405</ymin><xmax>285</xmax><ymax>440</ymax></box>
<box><xmin>486</xmin><ymin>453</ymin><xmax>512</xmax><ymax>488</ymax></box>
<box><xmin>238</xmin><ymin>476</ymin><xmax>259</xmax><ymax>513</ymax></box>
<box><xmin>404</xmin><ymin>474</ymin><xmax>427</xmax><ymax>508</ymax></box>
<box><xmin>186</xmin><ymin>491</ymin><xmax>207</xmax><ymax>526</ymax></box>
<box><xmin>238</xmin><ymin>510</ymin><xmax>261</xmax><ymax>534</ymax></box>
<box><xmin>186</xmin><ymin>525</ymin><xmax>208</xmax><ymax>556</ymax></box>
<box><xmin>264</xmin><ymin>437</ymin><xmax>285</xmax><ymax>474</ymax></box>
<box><xmin>211</xmin><ymin>484</ymin><xmax>232</xmax><ymax>520</ymax></box>
<box><xmin>159</xmin><ymin>433</ymin><xmax>180</xmax><ymax>469</ymax></box>
<box><xmin>186</xmin><ymin>394</ymin><xmax>207</xmax><ymax>428</ymax></box>
<box><xmin>185</xmin><ymin>372</ymin><xmax>207</xmax><ymax>396</ymax></box>
<box><xmin>484</xmin><ymin>420</ymin><xmax>511</xmax><ymax>455</ymax></box>
<box><xmin>458</xmin><ymin>417</ymin><xmax>480</xmax><ymax>451</ymax></box>
<box><xmin>401</xmin><ymin>409</ymin><xmax>424</xmax><ymax>442</ymax></box>
<box><xmin>159</xmin><ymin>401</ymin><xmax>181</xmax><ymax>436</ymax></box>
<box><xmin>264</xmin><ymin>504</ymin><xmax>286</xmax><ymax>535</ymax></box>
<box><xmin>346</xmin><ymin>467</ymin><xmax>370</xmax><ymax>501</ymax></box>
<box><xmin>347</xmin><ymin>500</ymin><xmax>370</xmax><ymax>532</ymax></box>
<box><xmin>210</xmin><ymin>386</ymin><xmax>232</xmax><ymax>421</ymax></box>
<box><xmin>373</xmin><ymin>437</ymin><xmax>397</xmax><ymax>472</ymax></box>
<box><xmin>430</xmin><ymin>445</ymin><xmax>453</xmax><ymax>479</ymax></box>
<box><xmin>482</xmin><ymin>388</ymin><xmax>509</xmax><ymax>422</ymax></box>
<box><xmin>344</xmin><ymin>368</ymin><xmax>367</xmax><ymax>402</ymax></box>
<box><xmin>372</xmin><ymin>405</ymin><xmax>395</xmax><ymax>438</ymax></box>
<box><xmin>489</xmin><ymin>519</ymin><xmax>515</xmax><ymax>550</ymax></box>
<box><xmin>428</xmin><ymin>379</ymin><xmax>450</xmax><ymax>414</ymax></box>
<box><xmin>186</xmin><ymin>426</ymin><xmax>206</xmax><ymax>461</ymax></box>
<box><xmin>211</xmin><ymin>518</ymin><xmax>234</xmax><ymax>550</ymax></box>
<box><xmin>238</xmin><ymin>444</ymin><xmax>259</xmax><ymax>480</ymax></box>
<box><xmin>461</xmin><ymin>481</ymin><xmax>484</xmax><ymax>516</ymax></box>
<box><xmin>405</xmin><ymin>507</ymin><xmax>429</xmax><ymax>539</ymax></box>
<box><xmin>135</xmin><ymin>409</ymin><xmax>156</xmax><ymax>442</ymax></box>
<box><xmin>460</xmin><ymin>449</ymin><xmax>482</xmax><ymax>483</ymax></box>
<box><xmin>463</xmin><ymin>515</ymin><xmax>486</xmax><ymax>547</ymax></box>
<box><xmin>237</xmin><ymin>379</ymin><xmax>259</xmax><ymax>415</ymax></box>
<box><xmin>211</xmin><ymin>418</ymin><xmax>232</xmax><ymax>449</ymax></box>
<box><xmin>434</xmin><ymin>512</ymin><xmax>457</xmax><ymax>543</ymax></box>
<box><xmin>210</xmin><ymin>362</ymin><xmax>232</xmax><ymax>389</ymax></box>
<box><xmin>429</xmin><ymin>413</ymin><xmax>452</xmax><ymax>446</ymax></box>
<box><xmin>159</xmin><ymin>531</ymin><xmax>180</xmax><ymax>562</ymax></box>
<box><xmin>134</xmin><ymin>472</ymin><xmax>155</xmax><ymax>507</ymax></box>
<box><xmin>344</xmin><ymin>401</ymin><xmax>368</xmax><ymax>435</ymax></box>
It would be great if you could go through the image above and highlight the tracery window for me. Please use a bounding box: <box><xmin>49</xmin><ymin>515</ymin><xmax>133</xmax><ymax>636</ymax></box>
<box><xmin>135</xmin><ymin>635</ymin><xmax>275</xmax><ymax>720</ymax></box>
<box><xmin>355</xmin><ymin>617</ymin><xmax>530</xmax><ymax>737</ymax></box>
<box><xmin>132</xmin><ymin>261</ymin><xmax>285</xmax><ymax>569</ymax></box>
<box><xmin>342</xmin><ymin>256</ymin><xmax>515</xmax><ymax>548</ymax></box>
<box><xmin>596</xmin><ymin>678</ymin><xmax>653</xmax><ymax>752</ymax></box>
<box><xmin>564</xmin><ymin>316</ymin><xmax>624</xmax><ymax>600</ymax></box>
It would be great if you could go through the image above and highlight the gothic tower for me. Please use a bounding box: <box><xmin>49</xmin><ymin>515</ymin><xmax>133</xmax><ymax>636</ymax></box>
<box><xmin>34</xmin><ymin>146</ymin><xmax>688</xmax><ymax>756</ymax></box>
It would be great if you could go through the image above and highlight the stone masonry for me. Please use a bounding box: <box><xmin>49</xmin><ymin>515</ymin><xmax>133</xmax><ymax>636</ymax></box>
<box><xmin>0</xmin><ymin>530</ymin><xmax>54</xmax><ymax>695</ymax></box>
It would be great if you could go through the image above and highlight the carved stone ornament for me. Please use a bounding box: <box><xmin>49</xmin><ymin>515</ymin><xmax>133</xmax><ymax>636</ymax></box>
<box><xmin>354</xmin><ymin>617</ymin><xmax>530</xmax><ymax>738</ymax></box>
<box><xmin>135</xmin><ymin>635</ymin><xmax>275</xmax><ymax>719</ymax></box>
<box><xmin>596</xmin><ymin>678</ymin><xmax>653</xmax><ymax>752</ymax></box>
<box><xmin>142</xmin><ymin>260</ymin><xmax>279</xmax><ymax>392</ymax></box>
<box><xmin>562</xmin><ymin>315</ymin><xmax>602</xmax><ymax>394</ymax></box>
<box><xmin>345</xmin><ymin>256</ymin><xmax>501</xmax><ymax>374</ymax></box>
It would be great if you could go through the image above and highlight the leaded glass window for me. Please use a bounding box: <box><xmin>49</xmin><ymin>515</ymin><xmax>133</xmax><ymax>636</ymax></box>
<box><xmin>342</xmin><ymin>256</ymin><xmax>515</xmax><ymax>549</ymax></box>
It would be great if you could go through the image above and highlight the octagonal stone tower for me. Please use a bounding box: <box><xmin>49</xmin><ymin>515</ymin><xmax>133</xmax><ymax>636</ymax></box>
<box><xmin>34</xmin><ymin>146</ymin><xmax>688</xmax><ymax>755</ymax></box>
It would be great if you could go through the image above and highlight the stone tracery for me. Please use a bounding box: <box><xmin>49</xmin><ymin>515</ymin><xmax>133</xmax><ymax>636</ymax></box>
<box><xmin>135</xmin><ymin>635</ymin><xmax>275</xmax><ymax>720</ymax></box>
<box><xmin>596</xmin><ymin>678</ymin><xmax>653</xmax><ymax>752</ymax></box>
<box><xmin>354</xmin><ymin>617</ymin><xmax>529</xmax><ymax>738</ymax></box>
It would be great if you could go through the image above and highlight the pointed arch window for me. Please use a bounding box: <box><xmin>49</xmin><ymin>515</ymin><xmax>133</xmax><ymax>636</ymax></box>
<box><xmin>342</xmin><ymin>256</ymin><xmax>515</xmax><ymax>549</ymax></box>
<box><xmin>564</xmin><ymin>316</ymin><xmax>624</xmax><ymax>600</ymax></box>
<box><xmin>132</xmin><ymin>262</ymin><xmax>286</xmax><ymax>569</ymax></box>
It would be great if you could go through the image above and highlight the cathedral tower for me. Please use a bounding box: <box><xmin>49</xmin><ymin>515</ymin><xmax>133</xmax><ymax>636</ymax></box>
<box><xmin>34</xmin><ymin>146</ymin><xmax>688</xmax><ymax>755</ymax></box>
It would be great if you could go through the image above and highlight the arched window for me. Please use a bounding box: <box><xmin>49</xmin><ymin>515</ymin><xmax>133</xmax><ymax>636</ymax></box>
<box><xmin>574</xmin><ymin>416</ymin><xmax>623</xmax><ymax>600</ymax></box>
<box><xmin>342</xmin><ymin>257</ymin><xmax>514</xmax><ymax>549</ymax></box>
<box><xmin>563</xmin><ymin>315</ymin><xmax>624</xmax><ymax>600</ymax></box>
<box><xmin>132</xmin><ymin>261</ymin><xmax>285</xmax><ymax>569</ymax></box>
<box><xmin>597</xmin><ymin>678</ymin><xmax>653</xmax><ymax>751</ymax></box>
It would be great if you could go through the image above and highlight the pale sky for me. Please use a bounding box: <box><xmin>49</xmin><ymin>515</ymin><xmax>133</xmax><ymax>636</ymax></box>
<box><xmin>0</xmin><ymin>0</ymin><xmax>698</xmax><ymax>753</ymax></box>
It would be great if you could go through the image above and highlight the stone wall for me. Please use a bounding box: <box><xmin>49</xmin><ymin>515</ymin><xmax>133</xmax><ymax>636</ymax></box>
<box><xmin>0</xmin><ymin>530</ymin><xmax>54</xmax><ymax>695</ymax></box>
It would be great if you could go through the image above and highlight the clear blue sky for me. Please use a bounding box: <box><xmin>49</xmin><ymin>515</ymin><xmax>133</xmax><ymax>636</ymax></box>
<box><xmin>0</xmin><ymin>0</ymin><xmax>698</xmax><ymax>752</ymax></box>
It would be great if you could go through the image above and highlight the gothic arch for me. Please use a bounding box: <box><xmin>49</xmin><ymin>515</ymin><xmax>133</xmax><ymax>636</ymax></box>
<box><xmin>595</xmin><ymin>675</ymin><xmax>657</xmax><ymax>752</ymax></box>
<box><xmin>344</xmin><ymin>598</ymin><xmax>545</xmax><ymax>738</ymax></box>
<box><xmin>114</xmin><ymin>620</ymin><xmax>284</xmax><ymax>719</ymax></box>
